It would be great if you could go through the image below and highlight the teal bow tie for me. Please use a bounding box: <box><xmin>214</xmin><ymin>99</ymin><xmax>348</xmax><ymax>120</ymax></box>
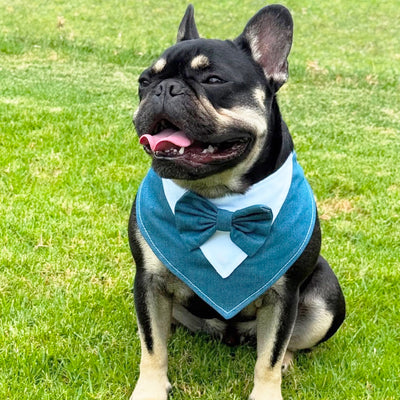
<box><xmin>175</xmin><ymin>192</ymin><xmax>273</xmax><ymax>256</ymax></box>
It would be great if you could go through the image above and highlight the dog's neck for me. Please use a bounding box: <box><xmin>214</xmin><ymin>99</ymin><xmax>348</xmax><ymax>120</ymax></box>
<box><xmin>173</xmin><ymin>169</ymin><xmax>246</xmax><ymax>199</ymax></box>
<box><xmin>244</xmin><ymin>96</ymin><xmax>293</xmax><ymax>186</ymax></box>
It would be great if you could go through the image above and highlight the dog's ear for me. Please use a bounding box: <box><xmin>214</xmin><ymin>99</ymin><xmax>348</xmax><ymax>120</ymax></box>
<box><xmin>235</xmin><ymin>5</ymin><xmax>293</xmax><ymax>91</ymax></box>
<box><xmin>177</xmin><ymin>4</ymin><xmax>200</xmax><ymax>42</ymax></box>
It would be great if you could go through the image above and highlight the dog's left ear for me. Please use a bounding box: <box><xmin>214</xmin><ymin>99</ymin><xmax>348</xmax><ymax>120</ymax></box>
<box><xmin>177</xmin><ymin>4</ymin><xmax>200</xmax><ymax>42</ymax></box>
<box><xmin>235</xmin><ymin>5</ymin><xmax>293</xmax><ymax>91</ymax></box>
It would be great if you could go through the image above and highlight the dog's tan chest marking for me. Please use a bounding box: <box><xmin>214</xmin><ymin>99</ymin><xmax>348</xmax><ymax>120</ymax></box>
<box><xmin>138</xmin><ymin>234</ymin><xmax>195</xmax><ymax>301</ymax></box>
<box><xmin>190</xmin><ymin>54</ymin><xmax>210</xmax><ymax>70</ymax></box>
<box><xmin>138</xmin><ymin>235</ymin><xmax>166</xmax><ymax>275</ymax></box>
<box><xmin>152</xmin><ymin>58</ymin><xmax>167</xmax><ymax>74</ymax></box>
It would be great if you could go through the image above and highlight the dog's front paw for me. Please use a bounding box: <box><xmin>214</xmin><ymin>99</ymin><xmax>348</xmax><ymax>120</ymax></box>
<box><xmin>249</xmin><ymin>383</ymin><xmax>283</xmax><ymax>400</ymax></box>
<box><xmin>130</xmin><ymin>375</ymin><xmax>171</xmax><ymax>400</ymax></box>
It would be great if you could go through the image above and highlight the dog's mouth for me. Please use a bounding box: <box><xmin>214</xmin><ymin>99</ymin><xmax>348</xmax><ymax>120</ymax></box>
<box><xmin>139</xmin><ymin>119</ymin><xmax>251</xmax><ymax>165</ymax></box>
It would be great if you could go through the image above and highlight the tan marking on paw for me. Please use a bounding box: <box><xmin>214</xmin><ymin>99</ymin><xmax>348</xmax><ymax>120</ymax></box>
<box><xmin>130</xmin><ymin>376</ymin><xmax>171</xmax><ymax>400</ymax></box>
<box><xmin>249</xmin><ymin>380</ymin><xmax>283</xmax><ymax>400</ymax></box>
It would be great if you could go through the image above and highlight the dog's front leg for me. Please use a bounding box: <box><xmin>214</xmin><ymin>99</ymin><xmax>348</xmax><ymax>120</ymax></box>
<box><xmin>130</xmin><ymin>270</ymin><xmax>172</xmax><ymax>400</ymax></box>
<box><xmin>249</xmin><ymin>290</ymin><xmax>298</xmax><ymax>400</ymax></box>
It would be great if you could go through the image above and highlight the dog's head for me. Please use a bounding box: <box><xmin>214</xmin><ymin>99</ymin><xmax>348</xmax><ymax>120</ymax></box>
<box><xmin>134</xmin><ymin>5</ymin><xmax>293</xmax><ymax>197</ymax></box>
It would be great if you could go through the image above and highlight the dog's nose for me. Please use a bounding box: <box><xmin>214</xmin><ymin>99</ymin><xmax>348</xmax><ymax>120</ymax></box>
<box><xmin>155</xmin><ymin>79</ymin><xmax>185</xmax><ymax>97</ymax></box>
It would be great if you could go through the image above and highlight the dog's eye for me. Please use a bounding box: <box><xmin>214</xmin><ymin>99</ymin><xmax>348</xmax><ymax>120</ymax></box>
<box><xmin>139</xmin><ymin>78</ymin><xmax>150</xmax><ymax>88</ymax></box>
<box><xmin>203</xmin><ymin>76</ymin><xmax>226</xmax><ymax>84</ymax></box>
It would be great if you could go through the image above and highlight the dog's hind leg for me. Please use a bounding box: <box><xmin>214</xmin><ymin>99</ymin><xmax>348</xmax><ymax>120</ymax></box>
<box><xmin>288</xmin><ymin>255</ymin><xmax>345</xmax><ymax>352</ymax></box>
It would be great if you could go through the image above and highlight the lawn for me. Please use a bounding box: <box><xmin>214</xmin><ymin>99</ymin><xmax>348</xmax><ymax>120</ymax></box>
<box><xmin>0</xmin><ymin>0</ymin><xmax>399</xmax><ymax>399</ymax></box>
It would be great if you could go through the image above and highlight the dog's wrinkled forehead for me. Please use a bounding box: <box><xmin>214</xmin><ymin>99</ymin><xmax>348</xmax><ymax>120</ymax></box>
<box><xmin>152</xmin><ymin>40</ymin><xmax>215</xmax><ymax>73</ymax></box>
<box><xmin>149</xmin><ymin>39</ymin><xmax>263</xmax><ymax>85</ymax></box>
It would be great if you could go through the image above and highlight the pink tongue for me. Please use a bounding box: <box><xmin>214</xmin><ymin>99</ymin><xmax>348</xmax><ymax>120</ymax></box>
<box><xmin>139</xmin><ymin>129</ymin><xmax>193</xmax><ymax>151</ymax></box>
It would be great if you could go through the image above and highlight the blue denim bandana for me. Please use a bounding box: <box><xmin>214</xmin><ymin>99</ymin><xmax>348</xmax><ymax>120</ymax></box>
<box><xmin>136</xmin><ymin>152</ymin><xmax>316</xmax><ymax>319</ymax></box>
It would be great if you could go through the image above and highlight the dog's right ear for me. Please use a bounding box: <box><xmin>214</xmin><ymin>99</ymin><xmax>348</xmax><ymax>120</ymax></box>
<box><xmin>177</xmin><ymin>4</ymin><xmax>200</xmax><ymax>42</ymax></box>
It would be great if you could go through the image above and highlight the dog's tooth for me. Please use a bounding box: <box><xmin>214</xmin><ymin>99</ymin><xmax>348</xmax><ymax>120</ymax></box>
<box><xmin>201</xmin><ymin>145</ymin><xmax>214</xmax><ymax>154</ymax></box>
<box><xmin>178</xmin><ymin>147</ymin><xmax>185</xmax><ymax>155</ymax></box>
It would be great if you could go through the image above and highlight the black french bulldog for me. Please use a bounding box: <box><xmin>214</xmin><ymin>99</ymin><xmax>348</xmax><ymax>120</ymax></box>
<box><xmin>128</xmin><ymin>4</ymin><xmax>345</xmax><ymax>400</ymax></box>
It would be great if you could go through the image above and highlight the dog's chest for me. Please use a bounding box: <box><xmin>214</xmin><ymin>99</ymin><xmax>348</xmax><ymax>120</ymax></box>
<box><xmin>137</xmin><ymin>231</ymin><xmax>193</xmax><ymax>301</ymax></box>
<box><xmin>139</xmin><ymin>231</ymin><xmax>287</xmax><ymax>322</ymax></box>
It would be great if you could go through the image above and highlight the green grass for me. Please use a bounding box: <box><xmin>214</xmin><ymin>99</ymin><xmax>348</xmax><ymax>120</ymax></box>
<box><xmin>1</xmin><ymin>0</ymin><xmax>399</xmax><ymax>399</ymax></box>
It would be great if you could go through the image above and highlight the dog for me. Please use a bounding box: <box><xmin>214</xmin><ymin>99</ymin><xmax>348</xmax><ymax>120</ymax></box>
<box><xmin>128</xmin><ymin>4</ymin><xmax>345</xmax><ymax>400</ymax></box>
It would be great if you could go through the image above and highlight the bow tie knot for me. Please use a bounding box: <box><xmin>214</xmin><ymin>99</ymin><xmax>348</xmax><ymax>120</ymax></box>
<box><xmin>175</xmin><ymin>192</ymin><xmax>273</xmax><ymax>256</ymax></box>
<box><xmin>215</xmin><ymin>208</ymin><xmax>232</xmax><ymax>231</ymax></box>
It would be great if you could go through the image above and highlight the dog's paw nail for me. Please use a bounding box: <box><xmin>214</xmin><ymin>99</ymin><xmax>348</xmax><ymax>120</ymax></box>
<box><xmin>281</xmin><ymin>350</ymin><xmax>294</xmax><ymax>375</ymax></box>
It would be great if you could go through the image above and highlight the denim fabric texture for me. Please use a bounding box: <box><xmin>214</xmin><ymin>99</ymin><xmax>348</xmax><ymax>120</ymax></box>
<box><xmin>136</xmin><ymin>153</ymin><xmax>316</xmax><ymax>319</ymax></box>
